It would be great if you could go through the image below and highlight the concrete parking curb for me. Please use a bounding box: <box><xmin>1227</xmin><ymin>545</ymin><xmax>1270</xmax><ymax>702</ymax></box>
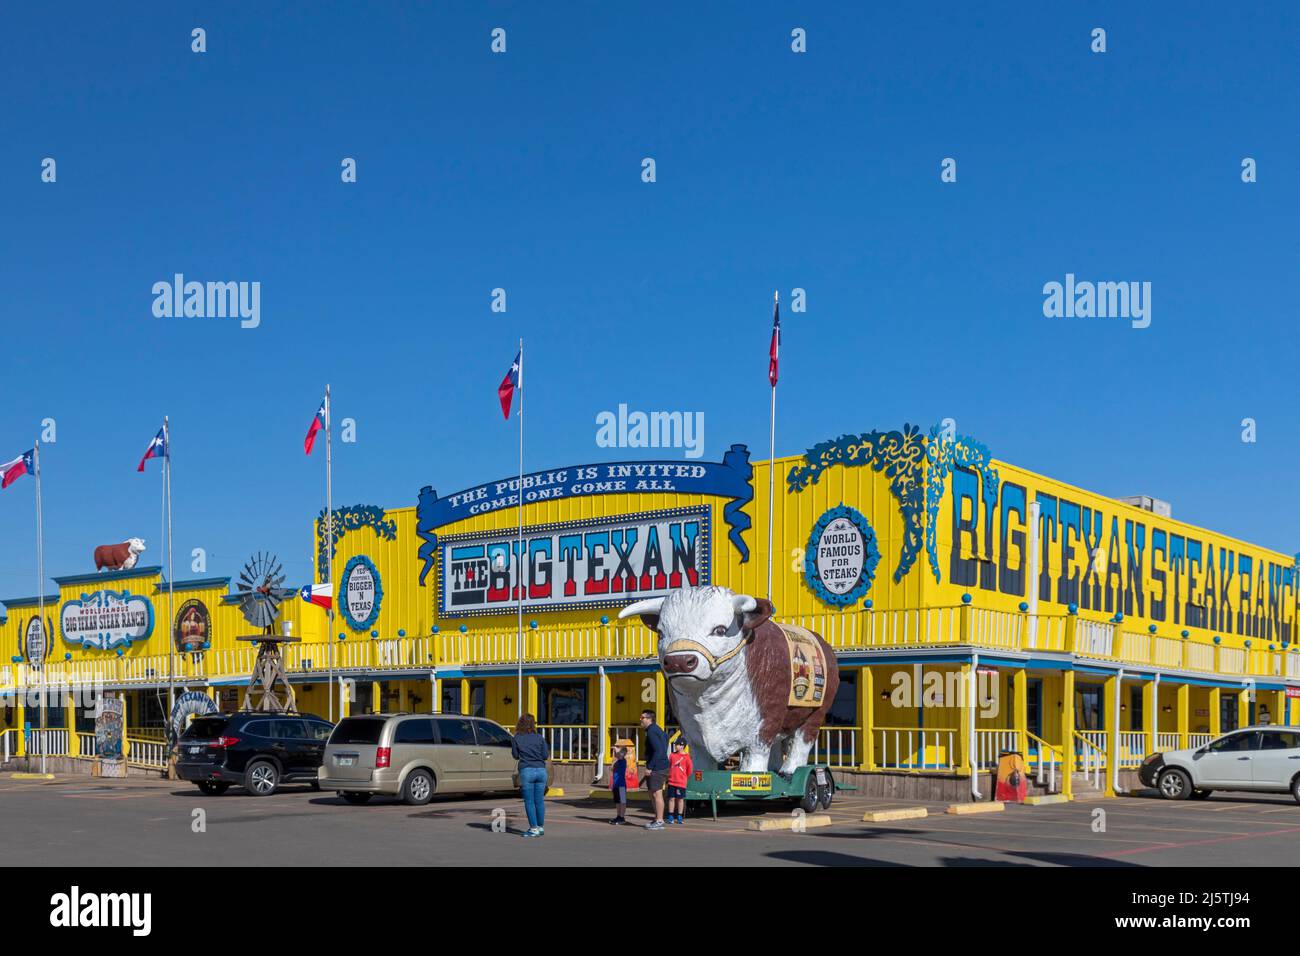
<box><xmin>1024</xmin><ymin>794</ymin><xmax>1069</xmax><ymax>806</ymax></box>
<box><xmin>862</xmin><ymin>806</ymin><xmax>929</xmax><ymax>822</ymax></box>
<box><xmin>747</xmin><ymin>813</ymin><xmax>832</xmax><ymax>832</ymax></box>
<box><xmin>11</xmin><ymin>773</ymin><xmax>55</xmax><ymax>780</ymax></box>
<box><xmin>946</xmin><ymin>801</ymin><xmax>1004</xmax><ymax>815</ymax></box>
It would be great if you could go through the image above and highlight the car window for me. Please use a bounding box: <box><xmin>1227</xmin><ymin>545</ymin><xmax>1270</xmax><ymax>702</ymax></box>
<box><xmin>243</xmin><ymin>720</ymin><xmax>271</xmax><ymax>738</ymax></box>
<box><xmin>270</xmin><ymin>719</ymin><xmax>307</xmax><ymax>739</ymax></box>
<box><xmin>305</xmin><ymin>720</ymin><xmax>334</xmax><ymax>741</ymax></box>
<box><xmin>1259</xmin><ymin>731</ymin><xmax>1300</xmax><ymax>750</ymax></box>
<box><xmin>329</xmin><ymin>718</ymin><xmax>384</xmax><ymax>745</ymax></box>
<box><xmin>435</xmin><ymin>718</ymin><xmax>476</xmax><ymax>745</ymax></box>
<box><xmin>474</xmin><ymin>720</ymin><xmax>513</xmax><ymax>747</ymax></box>
<box><xmin>182</xmin><ymin>717</ymin><xmax>228</xmax><ymax>739</ymax></box>
<box><xmin>1206</xmin><ymin>732</ymin><xmax>1258</xmax><ymax>752</ymax></box>
<box><xmin>393</xmin><ymin>718</ymin><xmax>437</xmax><ymax>744</ymax></box>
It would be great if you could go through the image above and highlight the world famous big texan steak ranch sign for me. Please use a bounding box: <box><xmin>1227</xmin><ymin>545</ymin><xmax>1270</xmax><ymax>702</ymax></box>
<box><xmin>61</xmin><ymin>589</ymin><xmax>155</xmax><ymax>651</ymax></box>
<box><xmin>440</xmin><ymin>508</ymin><xmax>710</xmax><ymax>617</ymax></box>
<box><xmin>416</xmin><ymin>446</ymin><xmax>754</xmax><ymax>586</ymax></box>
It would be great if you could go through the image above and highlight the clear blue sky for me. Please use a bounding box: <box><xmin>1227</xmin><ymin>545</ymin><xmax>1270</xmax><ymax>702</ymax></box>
<box><xmin>2</xmin><ymin>1</ymin><xmax>1297</xmax><ymax>597</ymax></box>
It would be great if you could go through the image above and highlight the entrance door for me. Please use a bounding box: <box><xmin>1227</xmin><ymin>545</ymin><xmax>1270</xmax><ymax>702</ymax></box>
<box><xmin>1221</xmin><ymin>695</ymin><xmax>1239</xmax><ymax>733</ymax></box>
<box><xmin>1026</xmin><ymin>679</ymin><xmax>1044</xmax><ymax>738</ymax></box>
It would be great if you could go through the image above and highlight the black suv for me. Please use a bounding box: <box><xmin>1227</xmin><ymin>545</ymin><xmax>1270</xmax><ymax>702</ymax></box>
<box><xmin>175</xmin><ymin>712</ymin><xmax>334</xmax><ymax>796</ymax></box>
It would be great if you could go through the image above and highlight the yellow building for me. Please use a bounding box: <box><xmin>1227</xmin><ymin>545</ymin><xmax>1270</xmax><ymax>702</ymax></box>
<box><xmin>2</xmin><ymin>422</ymin><xmax>1296</xmax><ymax>799</ymax></box>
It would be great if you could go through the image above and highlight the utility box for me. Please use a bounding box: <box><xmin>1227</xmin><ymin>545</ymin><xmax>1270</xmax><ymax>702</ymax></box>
<box><xmin>1118</xmin><ymin>495</ymin><xmax>1172</xmax><ymax>518</ymax></box>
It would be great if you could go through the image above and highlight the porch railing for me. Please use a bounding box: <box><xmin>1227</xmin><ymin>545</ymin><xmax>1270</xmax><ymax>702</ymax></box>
<box><xmin>1074</xmin><ymin>732</ymin><xmax>1105</xmax><ymax>789</ymax></box>
<box><xmin>1026</xmin><ymin>731</ymin><xmax>1061</xmax><ymax>793</ymax></box>
<box><xmin>875</xmin><ymin>727</ymin><xmax>956</xmax><ymax>771</ymax></box>
<box><xmin>813</xmin><ymin>725</ymin><xmax>859</xmax><ymax>770</ymax></box>
<box><xmin>973</xmin><ymin>728</ymin><xmax>1021</xmax><ymax>769</ymax></box>
<box><xmin>1188</xmin><ymin>733</ymin><xmax>1213</xmax><ymax>748</ymax></box>
<box><xmin>1155</xmin><ymin>732</ymin><xmax>1180</xmax><ymax>751</ymax></box>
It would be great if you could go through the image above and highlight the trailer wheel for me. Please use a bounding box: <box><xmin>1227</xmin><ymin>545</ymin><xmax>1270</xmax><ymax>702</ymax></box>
<box><xmin>799</xmin><ymin>773</ymin><xmax>819</xmax><ymax>813</ymax></box>
<box><xmin>817</xmin><ymin>775</ymin><xmax>835</xmax><ymax>810</ymax></box>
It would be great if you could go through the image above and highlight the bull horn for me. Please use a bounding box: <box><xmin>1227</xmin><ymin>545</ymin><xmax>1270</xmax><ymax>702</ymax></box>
<box><xmin>619</xmin><ymin>597</ymin><xmax>665</xmax><ymax>619</ymax></box>
<box><xmin>732</xmin><ymin>594</ymin><xmax>758</xmax><ymax>614</ymax></box>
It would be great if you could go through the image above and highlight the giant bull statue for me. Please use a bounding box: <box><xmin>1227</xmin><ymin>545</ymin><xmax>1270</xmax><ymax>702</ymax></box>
<box><xmin>94</xmin><ymin>537</ymin><xmax>146</xmax><ymax>572</ymax></box>
<box><xmin>620</xmin><ymin>586</ymin><xmax>839</xmax><ymax>777</ymax></box>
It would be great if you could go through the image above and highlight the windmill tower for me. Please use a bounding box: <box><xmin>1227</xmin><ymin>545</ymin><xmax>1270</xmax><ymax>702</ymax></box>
<box><xmin>233</xmin><ymin>551</ymin><xmax>300</xmax><ymax>712</ymax></box>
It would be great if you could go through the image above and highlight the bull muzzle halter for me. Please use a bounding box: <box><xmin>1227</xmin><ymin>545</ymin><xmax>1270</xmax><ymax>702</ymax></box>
<box><xmin>661</xmin><ymin>634</ymin><xmax>750</xmax><ymax>671</ymax></box>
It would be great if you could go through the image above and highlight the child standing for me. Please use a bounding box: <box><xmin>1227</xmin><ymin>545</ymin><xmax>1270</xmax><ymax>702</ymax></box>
<box><xmin>666</xmin><ymin>737</ymin><xmax>693</xmax><ymax>824</ymax></box>
<box><xmin>608</xmin><ymin>746</ymin><xmax>629</xmax><ymax>825</ymax></box>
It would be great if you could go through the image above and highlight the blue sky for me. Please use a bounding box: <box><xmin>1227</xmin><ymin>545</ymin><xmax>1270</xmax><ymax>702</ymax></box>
<box><xmin>1</xmin><ymin>2</ymin><xmax>1297</xmax><ymax>595</ymax></box>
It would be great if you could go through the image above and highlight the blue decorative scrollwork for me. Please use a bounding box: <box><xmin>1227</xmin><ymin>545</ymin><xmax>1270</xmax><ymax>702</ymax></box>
<box><xmin>804</xmin><ymin>504</ymin><xmax>881</xmax><ymax>607</ymax></box>
<box><xmin>315</xmin><ymin>505</ymin><xmax>397</xmax><ymax>582</ymax></box>
<box><xmin>786</xmin><ymin>425</ymin><xmax>926</xmax><ymax>583</ymax></box>
<box><xmin>924</xmin><ymin>424</ymin><xmax>999</xmax><ymax>582</ymax></box>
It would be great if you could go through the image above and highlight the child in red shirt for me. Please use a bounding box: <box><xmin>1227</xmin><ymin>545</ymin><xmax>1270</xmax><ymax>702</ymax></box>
<box><xmin>666</xmin><ymin>737</ymin><xmax>693</xmax><ymax>824</ymax></box>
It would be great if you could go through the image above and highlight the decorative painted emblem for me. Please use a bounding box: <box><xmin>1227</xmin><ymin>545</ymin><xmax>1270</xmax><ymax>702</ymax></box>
<box><xmin>170</xmin><ymin>689</ymin><xmax>218</xmax><ymax>740</ymax></box>
<box><xmin>315</xmin><ymin>505</ymin><xmax>397</xmax><ymax>583</ymax></box>
<box><xmin>174</xmin><ymin>599</ymin><xmax>211</xmax><ymax>653</ymax></box>
<box><xmin>803</xmin><ymin>505</ymin><xmax>881</xmax><ymax>607</ymax></box>
<box><xmin>60</xmin><ymin>589</ymin><xmax>154</xmax><ymax>651</ymax></box>
<box><xmin>341</xmin><ymin>555</ymin><xmax>383</xmax><ymax>631</ymax></box>
<box><xmin>24</xmin><ymin>616</ymin><xmax>49</xmax><ymax>667</ymax></box>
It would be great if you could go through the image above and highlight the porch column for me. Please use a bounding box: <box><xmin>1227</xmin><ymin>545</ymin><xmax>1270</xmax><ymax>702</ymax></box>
<box><xmin>1103</xmin><ymin>672</ymin><xmax>1119</xmax><ymax>797</ymax></box>
<box><xmin>1142</xmin><ymin>677</ymin><xmax>1157</xmax><ymax>753</ymax></box>
<box><xmin>600</xmin><ymin>668</ymin><xmax>613</xmax><ymax>762</ymax></box>
<box><xmin>1061</xmin><ymin>669</ymin><xmax>1076</xmax><ymax>799</ymax></box>
<box><xmin>1013</xmin><ymin>668</ymin><xmax>1028</xmax><ymax>755</ymax></box>
<box><xmin>859</xmin><ymin>665</ymin><xmax>875</xmax><ymax>772</ymax></box>
<box><xmin>397</xmin><ymin>682</ymin><xmax>409</xmax><ymax>713</ymax></box>
<box><xmin>431</xmin><ymin>673</ymin><xmax>440</xmax><ymax>714</ymax></box>
<box><xmin>653</xmin><ymin>672</ymin><xmax>666</xmax><ymax>726</ymax></box>
<box><xmin>459</xmin><ymin>678</ymin><xmax>470</xmax><ymax>715</ymax></box>
<box><xmin>957</xmin><ymin>661</ymin><xmax>973</xmax><ymax>775</ymax></box>
<box><xmin>370</xmin><ymin>681</ymin><xmax>382</xmax><ymax>715</ymax></box>
<box><xmin>1177</xmin><ymin>683</ymin><xmax>1190</xmax><ymax>749</ymax></box>
<box><xmin>14</xmin><ymin>688</ymin><xmax>26</xmax><ymax>757</ymax></box>
<box><xmin>65</xmin><ymin>690</ymin><xmax>78</xmax><ymax>757</ymax></box>
<box><xmin>1208</xmin><ymin>687</ymin><xmax>1221</xmax><ymax>737</ymax></box>
<box><xmin>526</xmin><ymin>675</ymin><xmax>539</xmax><ymax>720</ymax></box>
<box><xmin>1237</xmin><ymin>686</ymin><xmax>1251</xmax><ymax>727</ymax></box>
<box><xmin>338</xmin><ymin>678</ymin><xmax>352</xmax><ymax>719</ymax></box>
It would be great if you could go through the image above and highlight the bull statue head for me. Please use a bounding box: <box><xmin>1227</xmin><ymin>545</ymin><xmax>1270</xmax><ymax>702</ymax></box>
<box><xmin>127</xmin><ymin>537</ymin><xmax>146</xmax><ymax>555</ymax></box>
<box><xmin>619</xmin><ymin>586</ymin><xmax>774</xmax><ymax>683</ymax></box>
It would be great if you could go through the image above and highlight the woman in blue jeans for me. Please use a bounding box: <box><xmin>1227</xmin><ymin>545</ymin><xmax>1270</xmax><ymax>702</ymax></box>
<box><xmin>511</xmin><ymin>713</ymin><xmax>551</xmax><ymax>837</ymax></box>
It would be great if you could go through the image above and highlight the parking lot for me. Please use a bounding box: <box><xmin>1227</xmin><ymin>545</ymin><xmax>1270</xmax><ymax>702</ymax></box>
<box><xmin>4</xmin><ymin>773</ymin><xmax>1300</xmax><ymax>866</ymax></box>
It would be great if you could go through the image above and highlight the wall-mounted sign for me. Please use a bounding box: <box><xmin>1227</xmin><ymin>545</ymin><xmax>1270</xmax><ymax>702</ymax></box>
<box><xmin>60</xmin><ymin>589</ymin><xmax>154</xmax><ymax>651</ymax></box>
<box><xmin>804</xmin><ymin>505</ymin><xmax>881</xmax><ymax>607</ymax></box>
<box><xmin>170</xmin><ymin>689</ymin><xmax>218</xmax><ymax>740</ymax></box>
<box><xmin>440</xmin><ymin>507</ymin><xmax>710</xmax><ymax>617</ymax></box>
<box><xmin>417</xmin><ymin>446</ymin><xmax>753</xmax><ymax>584</ymax></box>
<box><xmin>341</xmin><ymin>555</ymin><xmax>383</xmax><ymax>631</ymax></box>
<box><xmin>24</xmin><ymin>616</ymin><xmax>50</xmax><ymax>667</ymax></box>
<box><xmin>174</xmin><ymin>599</ymin><xmax>211</xmax><ymax>653</ymax></box>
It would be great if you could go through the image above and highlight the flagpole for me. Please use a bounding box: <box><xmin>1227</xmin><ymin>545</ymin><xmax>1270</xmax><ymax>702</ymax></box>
<box><xmin>34</xmin><ymin>441</ymin><xmax>45</xmax><ymax>776</ymax></box>
<box><xmin>766</xmin><ymin>291</ymin><xmax>778</xmax><ymax>600</ymax></box>
<box><xmin>322</xmin><ymin>386</ymin><xmax>335</xmax><ymax>722</ymax></box>
<box><xmin>516</xmin><ymin>339</ymin><xmax>524</xmax><ymax>721</ymax></box>
<box><xmin>165</xmin><ymin>417</ymin><xmax>175</xmax><ymax>730</ymax></box>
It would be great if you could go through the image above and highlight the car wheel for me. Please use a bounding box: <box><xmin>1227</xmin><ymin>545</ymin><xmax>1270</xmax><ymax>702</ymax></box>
<box><xmin>1157</xmin><ymin>767</ymin><xmax>1191</xmax><ymax>800</ymax></box>
<box><xmin>1291</xmin><ymin>777</ymin><xmax>1300</xmax><ymax>806</ymax></box>
<box><xmin>310</xmin><ymin>780</ymin><xmax>321</xmax><ymax>792</ymax></box>
<box><xmin>1190</xmin><ymin>789</ymin><xmax>1212</xmax><ymax>800</ymax></box>
<box><xmin>402</xmin><ymin>769</ymin><xmax>435</xmax><ymax>806</ymax></box>
<box><xmin>245</xmin><ymin>760</ymin><xmax>280</xmax><ymax>797</ymax></box>
<box><xmin>341</xmin><ymin>791</ymin><xmax>373</xmax><ymax>805</ymax></box>
<box><xmin>197</xmin><ymin>781</ymin><xmax>229</xmax><ymax>796</ymax></box>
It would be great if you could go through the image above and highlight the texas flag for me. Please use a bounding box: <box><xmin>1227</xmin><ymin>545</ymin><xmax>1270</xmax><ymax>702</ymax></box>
<box><xmin>304</xmin><ymin>399</ymin><xmax>327</xmax><ymax>455</ymax></box>
<box><xmin>299</xmin><ymin>582</ymin><xmax>333</xmax><ymax>611</ymax></box>
<box><xmin>136</xmin><ymin>427</ymin><xmax>168</xmax><ymax>472</ymax></box>
<box><xmin>1</xmin><ymin>450</ymin><xmax>34</xmax><ymax>490</ymax></box>
<box><xmin>498</xmin><ymin>350</ymin><xmax>522</xmax><ymax>419</ymax></box>
<box><xmin>768</xmin><ymin>292</ymin><xmax>781</xmax><ymax>387</ymax></box>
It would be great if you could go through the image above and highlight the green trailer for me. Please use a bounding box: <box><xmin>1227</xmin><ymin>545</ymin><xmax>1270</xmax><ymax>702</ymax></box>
<box><xmin>685</xmin><ymin>765</ymin><xmax>842</xmax><ymax>821</ymax></box>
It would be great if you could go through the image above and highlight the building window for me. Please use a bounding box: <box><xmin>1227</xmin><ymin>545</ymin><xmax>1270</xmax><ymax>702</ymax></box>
<box><xmin>826</xmin><ymin>670</ymin><xmax>856</xmax><ymax>726</ymax></box>
<box><xmin>538</xmin><ymin>680</ymin><xmax>587</xmax><ymax>725</ymax></box>
<box><xmin>1129</xmin><ymin>686</ymin><xmax>1143</xmax><ymax>731</ymax></box>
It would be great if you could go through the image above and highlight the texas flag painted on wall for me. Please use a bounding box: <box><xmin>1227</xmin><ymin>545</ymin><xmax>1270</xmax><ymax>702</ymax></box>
<box><xmin>0</xmin><ymin>450</ymin><xmax>34</xmax><ymax>489</ymax></box>
<box><xmin>304</xmin><ymin>399</ymin><xmax>327</xmax><ymax>455</ymax></box>
<box><xmin>299</xmin><ymin>582</ymin><xmax>333</xmax><ymax>611</ymax></box>
<box><xmin>498</xmin><ymin>349</ymin><xmax>522</xmax><ymax>419</ymax></box>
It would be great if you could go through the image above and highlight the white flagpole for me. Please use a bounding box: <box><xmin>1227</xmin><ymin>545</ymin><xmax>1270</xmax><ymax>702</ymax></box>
<box><xmin>165</xmin><ymin>417</ymin><xmax>175</xmax><ymax>729</ymax></box>
<box><xmin>766</xmin><ymin>291</ymin><xmax>778</xmax><ymax>600</ymax></box>
<box><xmin>325</xmin><ymin>386</ymin><xmax>335</xmax><ymax>722</ymax></box>
<box><xmin>34</xmin><ymin>441</ymin><xmax>46</xmax><ymax>775</ymax></box>
<box><xmin>516</xmin><ymin>340</ymin><xmax>524</xmax><ymax>721</ymax></box>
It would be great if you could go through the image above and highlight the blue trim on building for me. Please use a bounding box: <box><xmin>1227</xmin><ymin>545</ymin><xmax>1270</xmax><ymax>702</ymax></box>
<box><xmin>1</xmin><ymin>593</ymin><xmax>60</xmax><ymax>609</ymax></box>
<box><xmin>52</xmin><ymin>566</ymin><xmax>163</xmax><ymax>587</ymax></box>
<box><xmin>155</xmin><ymin>577</ymin><xmax>231</xmax><ymax>593</ymax></box>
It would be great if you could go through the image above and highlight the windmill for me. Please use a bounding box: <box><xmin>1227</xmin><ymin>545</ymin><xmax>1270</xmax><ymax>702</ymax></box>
<box><xmin>233</xmin><ymin>551</ymin><xmax>300</xmax><ymax>712</ymax></box>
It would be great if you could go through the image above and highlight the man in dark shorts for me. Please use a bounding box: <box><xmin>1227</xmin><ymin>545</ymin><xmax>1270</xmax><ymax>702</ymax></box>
<box><xmin>639</xmin><ymin>709</ymin><xmax>669</xmax><ymax>830</ymax></box>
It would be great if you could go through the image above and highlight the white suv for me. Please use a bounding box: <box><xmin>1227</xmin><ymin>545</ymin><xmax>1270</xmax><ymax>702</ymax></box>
<box><xmin>1141</xmin><ymin>726</ymin><xmax>1300</xmax><ymax>803</ymax></box>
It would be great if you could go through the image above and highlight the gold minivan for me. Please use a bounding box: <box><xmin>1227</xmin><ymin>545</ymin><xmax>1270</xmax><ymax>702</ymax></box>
<box><xmin>319</xmin><ymin>714</ymin><xmax>518</xmax><ymax>806</ymax></box>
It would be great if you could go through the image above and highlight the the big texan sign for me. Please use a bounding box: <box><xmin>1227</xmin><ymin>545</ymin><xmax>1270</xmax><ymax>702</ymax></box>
<box><xmin>61</xmin><ymin>590</ymin><xmax>154</xmax><ymax>650</ymax></box>
<box><xmin>439</xmin><ymin>508</ymin><xmax>710</xmax><ymax>617</ymax></box>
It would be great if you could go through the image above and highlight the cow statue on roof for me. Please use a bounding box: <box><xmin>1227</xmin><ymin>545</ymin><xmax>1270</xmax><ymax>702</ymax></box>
<box><xmin>94</xmin><ymin>538</ymin><xmax>146</xmax><ymax>572</ymax></box>
<box><xmin>620</xmin><ymin>586</ymin><xmax>839</xmax><ymax>777</ymax></box>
